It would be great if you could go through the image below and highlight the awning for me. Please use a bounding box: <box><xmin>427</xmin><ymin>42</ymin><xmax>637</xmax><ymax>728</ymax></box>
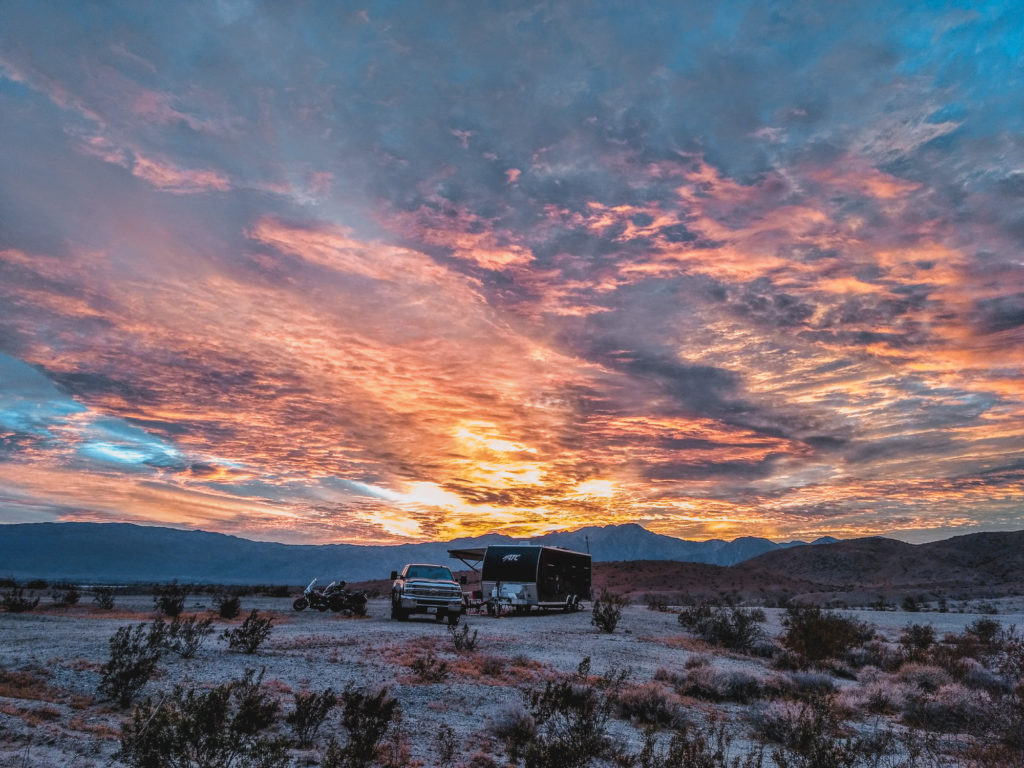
<box><xmin>447</xmin><ymin>547</ymin><xmax>486</xmax><ymax>571</ymax></box>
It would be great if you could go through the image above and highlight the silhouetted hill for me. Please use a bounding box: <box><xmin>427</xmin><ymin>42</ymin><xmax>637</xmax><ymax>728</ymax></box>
<box><xmin>0</xmin><ymin>521</ymin><xmax>817</xmax><ymax>584</ymax></box>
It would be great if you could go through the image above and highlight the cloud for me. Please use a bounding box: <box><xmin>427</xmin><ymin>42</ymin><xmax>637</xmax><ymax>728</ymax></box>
<box><xmin>2</xmin><ymin>2</ymin><xmax>1024</xmax><ymax>543</ymax></box>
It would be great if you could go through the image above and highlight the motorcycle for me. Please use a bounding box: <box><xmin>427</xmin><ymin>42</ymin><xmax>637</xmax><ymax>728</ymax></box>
<box><xmin>332</xmin><ymin>587</ymin><xmax>368</xmax><ymax>617</ymax></box>
<box><xmin>292</xmin><ymin>578</ymin><xmax>345</xmax><ymax>612</ymax></box>
<box><xmin>292</xmin><ymin>578</ymin><xmax>368</xmax><ymax>616</ymax></box>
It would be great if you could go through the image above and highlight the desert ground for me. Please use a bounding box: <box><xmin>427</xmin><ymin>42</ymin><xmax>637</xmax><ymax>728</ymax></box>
<box><xmin>1</xmin><ymin>592</ymin><xmax>1023</xmax><ymax>767</ymax></box>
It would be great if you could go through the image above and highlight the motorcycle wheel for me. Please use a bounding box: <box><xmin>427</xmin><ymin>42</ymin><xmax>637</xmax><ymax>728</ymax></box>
<box><xmin>293</xmin><ymin>598</ymin><xmax>308</xmax><ymax>611</ymax></box>
<box><xmin>353</xmin><ymin>604</ymin><xmax>367</xmax><ymax>616</ymax></box>
<box><xmin>329</xmin><ymin>598</ymin><xmax>344</xmax><ymax>612</ymax></box>
<box><xmin>317</xmin><ymin>604</ymin><xmax>329</xmax><ymax>612</ymax></box>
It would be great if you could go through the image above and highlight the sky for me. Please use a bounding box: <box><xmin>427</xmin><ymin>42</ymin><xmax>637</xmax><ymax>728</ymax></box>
<box><xmin>2</xmin><ymin>2</ymin><xmax>1024</xmax><ymax>545</ymax></box>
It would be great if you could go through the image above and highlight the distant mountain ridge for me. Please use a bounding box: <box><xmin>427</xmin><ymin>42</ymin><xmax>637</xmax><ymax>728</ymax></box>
<box><xmin>0</xmin><ymin>521</ymin><xmax>832</xmax><ymax>583</ymax></box>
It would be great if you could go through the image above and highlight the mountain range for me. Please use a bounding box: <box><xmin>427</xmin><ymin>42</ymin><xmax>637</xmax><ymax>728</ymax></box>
<box><xmin>0</xmin><ymin>521</ymin><xmax>834</xmax><ymax>583</ymax></box>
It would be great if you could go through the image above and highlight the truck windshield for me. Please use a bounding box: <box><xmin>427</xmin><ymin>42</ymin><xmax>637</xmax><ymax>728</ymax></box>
<box><xmin>405</xmin><ymin>565</ymin><xmax>454</xmax><ymax>580</ymax></box>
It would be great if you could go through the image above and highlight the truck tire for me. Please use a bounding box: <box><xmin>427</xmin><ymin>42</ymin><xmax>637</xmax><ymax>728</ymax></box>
<box><xmin>447</xmin><ymin>612</ymin><xmax>460</xmax><ymax>626</ymax></box>
<box><xmin>390</xmin><ymin>600</ymin><xmax>408</xmax><ymax>621</ymax></box>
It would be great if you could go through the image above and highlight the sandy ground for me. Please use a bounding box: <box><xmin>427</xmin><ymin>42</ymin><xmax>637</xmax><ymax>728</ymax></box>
<box><xmin>1</xmin><ymin>594</ymin><xmax>1023</xmax><ymax>766</ymax></box>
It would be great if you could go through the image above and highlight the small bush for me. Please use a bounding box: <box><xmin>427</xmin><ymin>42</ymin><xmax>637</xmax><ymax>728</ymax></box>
<box><xmin>518</xmin><ymin>657</ymin><xmax>620</xmax><ymax>768</ymax></box>
<box><xmin>645</xmin><ymin>594</ymin><xmax>670</xmax><ymax>612</ymax></box>
<box><xmin>25</xmin><ymin>578</ymin><xmax>48</xmax><ymax>590</ymax></box>
<box><xmin>680</xmin><ymin>665</ymin><xmax>767</xmax><ymax>703</ymax></box>
<box><xmin>591</xmin><ymin>589</ymin><xmax>626</xmax><ymax>633</ymax></box>
<box><xmin>897</xmin><ymin>663</ymin><xmax>951</xmax><ymax>694</ymax></box>
<box><xmin>966</xmin><ymin>617</ymin><xmax>1001</xmax><ymax>645</ymax></box>
<box><xmin>221</xmin><ymin>609</ymin><xmax>273</xmax><ymax>654</ymax></box>
<box><xmin>163</xmin><ymin>614</ymin><xmax>215</xmax><ymax>658</ymax></box>
<box><xmin>152</xmin><ymin>580</ymin><xmax>188</xmax><ymax>617</ymax></box>
<box><xmin>214</xmin><ymin>592</ymin><xmax>242</xmax><ymax>619</ymax></box>
<box><xmin>92</xmin><ymin>587</ymin><xmax>116</xmax><ymax>610</ymax></box>
<box><xmin>434</xmin><ymin>723</ymin><xmax>458</xmax><ymax>768</ymax></box>
<box><xmin>614</xmin><ymin>682</ymin><xmax>680</xmax><ymax>727</ymax></box>
<box><xmin>52</xmin><ymin>583</ymin><xmax>81</xmax><ymax>606</ymax></box>
<box><xmin>115</xmin><ymin>669</ymin><xmax>288</xmax><ymax>768</ymax></box>
<box><xmin>2</xmin><ymin>587</ymin><xmax>40</xmax><ymax>613</ymax></box>
<box><xmin>902</xmin><ymin>682</ymin><xmax>993</xmax><ymax>735</ymax></box>
<box><xmin>677</xmin><ymin>601</ymin><xmax>766</xmax><ymax>652</ymax></box>
<box><xmin>899</xmin><ymin>623</ymin><xmax>936</xmax><ymax>661</ymax></box>
<box><xmin>409</xmin><ymin>650</ymin><xmax>449</xmax><ymax>682</ymax></box>
<box><xmin>322</xmin><ymin>686</ymin><xmax>401</xmax><ymax>768</ymax></box>
<box><xmin>287</xmin><ymin>687</ymin><xmax>337</xmax><ymax>747</ymax></box>
<box><xmin>449</xmin><ymin>623</ymin><xmax>479</xmax><ymax>652</ymax></box>
<box><xmin>759</xmin><ymin>693</ymin><xmax>870</xmax><ymax>768</ymax></box>
<box><xmin>636</xmin><ymin>720</ymin><xmax>764</xmax><ymax>768</ymax></box>
<box><xmin>780</xmin><ymin>605</ymin><xmax>875</xmax><ymax>665</ymax></box>
<box><xmin>98</xmin><ymin>622</ymin><xmax>165</xmax><ymax>707</ymax></box>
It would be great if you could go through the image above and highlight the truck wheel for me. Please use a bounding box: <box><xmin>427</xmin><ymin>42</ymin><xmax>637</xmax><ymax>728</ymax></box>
<box><xmin>390</xmin><ymin>601</ymin><xmax>408</xmax><ymax>621</ymax></box>
<box><xmin>447</xmin><ymin>612</ymin><xmax>460</xmax><ymax>626</ymax></box>
<box><xmin>293</xmin><ymin>598</ymin><xmax>308</xmax><ymax>611</ymax></box>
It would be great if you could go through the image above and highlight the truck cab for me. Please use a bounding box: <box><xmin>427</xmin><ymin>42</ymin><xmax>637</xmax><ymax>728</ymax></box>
<box><xmin>390</xmin><ymin>563</ymin><xmax>464</xmax><ymax>625</ymax></box>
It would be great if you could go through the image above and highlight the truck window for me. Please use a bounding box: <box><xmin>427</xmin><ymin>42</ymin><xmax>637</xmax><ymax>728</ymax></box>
<box><xmin>405</xmin><ymin>565</ymin><xmax>454</xmax><ymax>580</ymax></box>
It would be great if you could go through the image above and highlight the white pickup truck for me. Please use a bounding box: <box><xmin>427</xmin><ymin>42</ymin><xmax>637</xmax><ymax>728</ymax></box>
<box><xmin>390</xmin><ymin>563</ymin><xmax>464</xmax><ymax>625</ymax></box>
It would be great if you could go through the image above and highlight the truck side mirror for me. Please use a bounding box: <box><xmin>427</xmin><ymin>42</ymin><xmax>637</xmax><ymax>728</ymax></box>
<box><xmin>390</xmin><ymin>571</ymin><xmax>398</xmax><ymax>581</ymax></box>
<box><xmin>460</xmin><ymin>575</ymin><xmax>467</xmax><ymax>585</ymax></box>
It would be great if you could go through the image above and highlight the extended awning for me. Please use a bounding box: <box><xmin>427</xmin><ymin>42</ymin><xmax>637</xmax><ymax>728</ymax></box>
<box><xmin>447</xmin><ymin>547</ymin><xmax>486</xmax><ymax>572</ymax></box>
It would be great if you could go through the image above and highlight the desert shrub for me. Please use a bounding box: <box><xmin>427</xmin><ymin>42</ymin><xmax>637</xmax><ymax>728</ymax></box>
<box><xmin>25</xmin><ymin>578</ymin><xmax>47</xmax><ymax>590</ymax></box>
<box><xmin>758</xmin><ymin>693</ymin><xmax>869</xmax><ymax>768</ymax></box>
<box><xmin>222</xmin><ymin>609</ymin><xmax>273</xmax><ymax>654</ymax></box>
<box><xmin>163</xmin><ymin>614</ymin><xmax>215</xmax><ymax>658</ymax></box>
<box><xmin>321</xmin><ymin>686</ymin><xmax>400</xmax><ymax>768</ymax></box>
<box><xmin>901</xmin><ymin>595</ymin><xmax>921</xmax><ymax>612</ymax></box>
<box><xmin>902</xmin><ymin>682</ymin><xmax>993</xmax><ymax>735</ymax></box>
<box><xmin>614</xmin><ymin>681</ymin><xmax>680</xmax><ymax>727</ymax></box>
<box><xmin>409</xmin><ymin>650</ymin><xmax>449</xmax><ymax>682</ymax></box>
<box><xmin>635</xmin><ymin>721</ymin><xmax>764</xmax><ymax>768</ymax></box>
<box><xmin>98</xmin><ymin>622</ymin><xmax>166</xmax><ymax>707</ymax></box>
<box><xmin>433</xmin><ymin>723</ymin><xmax>458</xmax><ymax>768</ymax></box>
<box><xmin>591</xmin><ymin>589</ymin><xmax>626</xmax><ymax>633</ymax></box>
<box><xmin>966</xmin><ymin>617</ymin><xmax>1001</xmax><ymax>645</ymax></box>
<box><xmin>959</xmin><ymin>657</ymin><xmax>1010</xmax><ymax>694</ymax></box>
<box><xmin>677</xmin><ymin>601</ymin><xmax>767</xmax><ymax>652</ymax></box>
<box><xmin>115</xmin><ymin>668</ymin><xmax>288</xmax><ymax>768</ymax></box>
<box><xmin>492</xmin><ymin>703</ymin><xmax>537</xmax><ymax>764</ymax></box>
<box><xmin>215</xmin><ymin>592</ymin><xmax>242</xmax><ymax>619</ymax></box>
<box><xmin>844</xmin><ymin>639</ymin><xmax>899</xmax><ymax>671</ymax></box>
<box><xmin>517</xmin><ymin>657</ymin><xmax>621</xmax><ymax>768</ymax></box>
<box><xmin>897</xmin><ymin>663</ymin><xmax>951</xmax><ymax>693</ymax></box>
<box><xmin>449</xmin><ymin>623</ymin><xmax>479</xmax><ymax>652</ymax></box>
<box><xmin>680</xmin><ymin>665</ymin><xmax>766</xmax><ymax>703</ymax></box>
<box><xmin>286</xmin><ymin>687</ymin><xmax>337</xmax><ymax>747</ymax></box>
<box><xmin>92</xmin><ymin>587</ymin><xmax>116</xmax><ymax>610</ymax></box>
<box><xmin>645</xmin><ymin>594</ymin><xmax>670</xmax><ymax>612</ymax></box>
<box><xmin>899</xmin><ymin>623</ymin><xmax>936</xmax><ymax>662</ymax></box>
<box><xmin>52</xmin><ymin>583</ymin><xmax>81</xmax><ymax>606</ymax></box>
<box><xmin>2</xmin><ymin>587</ymin><xmax>40</xmax><ymax>613</ymax></box>
<box><xmin>153</xmin><ymin>579</ymin><xmax>188</xmax><ymax>617</ymax></box>
<box><xmin>262</xmin><ymin>584</ymin><xmax>291</xmax><ymax>598</ymax></box>
<box><xmin>480</xmin><ymin>655</ymin><xmax>505</xmax><ymax>676</ymax></box>
<box><xmin>779</xmin><ymin>605</ymin><xmax>875</xmax><ymax>666</ymax></box>
<box><xmin>787</xmin><ymin>672</ymin><xmax>836</xmax><ymax>697</ymax></box>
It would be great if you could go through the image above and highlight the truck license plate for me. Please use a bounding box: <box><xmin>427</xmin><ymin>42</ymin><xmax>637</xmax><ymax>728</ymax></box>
<box><xmin>426</xmin><ymin>607</ymin><xmax>437</xmax><ymax>614</ymax></box>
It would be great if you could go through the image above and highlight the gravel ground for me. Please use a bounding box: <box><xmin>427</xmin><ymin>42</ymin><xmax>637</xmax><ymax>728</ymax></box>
<box><xmin>1</xmin><ymin>594</ymin><xmax>1022</xmax><ymax>766</ymax></box>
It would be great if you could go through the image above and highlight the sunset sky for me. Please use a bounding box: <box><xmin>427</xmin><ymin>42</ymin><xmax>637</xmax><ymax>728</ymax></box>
<box><xmin>2</xmin><ymin>2</ymin><xmax>1024</xmax><ymax>545</ymax></box>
